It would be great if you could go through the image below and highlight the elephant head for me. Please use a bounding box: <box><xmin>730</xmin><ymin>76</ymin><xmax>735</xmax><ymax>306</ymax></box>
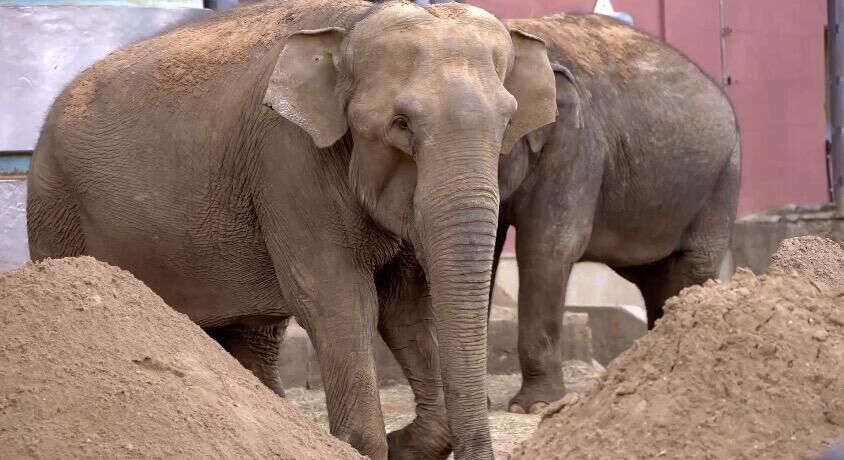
<box><xmin>263</xmin><ymin>2</ymin><xmax>556</xmax><ymax>457</ymax></box>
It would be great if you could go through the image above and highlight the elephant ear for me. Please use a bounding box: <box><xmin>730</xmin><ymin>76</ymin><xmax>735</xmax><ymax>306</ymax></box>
<box><xmin>552</xmin><ymin>62</ymin><xmax>583</xmax><ymax>130</ymax></box>
<box><xmin>524</xmin><ymin>62</ymin><xmax>582</xmax><ymax>153</ymax></box>
<box><xmin>501</xmin><ymin>29</ymin><xmax>558</xmax><ymax>155</ymax></box>
<box><xmin>263</xmin><ymin>27</ymin><xmax>348</xmax><ymax>148</ymax></box>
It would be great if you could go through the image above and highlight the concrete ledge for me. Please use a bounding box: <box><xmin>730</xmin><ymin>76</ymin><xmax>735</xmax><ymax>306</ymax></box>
<box><xmin>277</xmin><ymin>303</ymin><xmax>645</xmax><ymax>390</ymax></box>
<box><xmin>565</xmin><ymin>305</ymin><xmax>647</xmax><ymax>367</ymax></box>
<box><xmin>731</xmin><ymin>204</ymin><xmax>844</xmax><ymax>273</ymax></box>
<box><xmin>487</xmin><ymin>311</ymin><xmax>594</xmax><ymax>375</ymax></box>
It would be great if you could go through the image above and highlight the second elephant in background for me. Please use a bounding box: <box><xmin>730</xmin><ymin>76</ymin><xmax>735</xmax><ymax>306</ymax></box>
<box><xmin>494</xmin><ymin>13</ymin><xmax>740</xmax><ymax>414</ymax></box>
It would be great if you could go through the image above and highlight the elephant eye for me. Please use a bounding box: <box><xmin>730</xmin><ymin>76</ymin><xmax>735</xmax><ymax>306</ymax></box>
<box><xmin>393</xmin><ymin>116</ymin><xmax>410</xmax><ymax>131</ymax></box>
<box><xmin>387</xmin><ymin>115</ymin><xmax>414</xmax><ymax>156</ymax></box>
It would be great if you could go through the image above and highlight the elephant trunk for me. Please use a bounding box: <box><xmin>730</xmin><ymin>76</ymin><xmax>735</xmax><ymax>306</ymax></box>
<box><xmin>415</xmin><ymin>141</ymin><xmax>499</xmax><ymax>459</ymax></box>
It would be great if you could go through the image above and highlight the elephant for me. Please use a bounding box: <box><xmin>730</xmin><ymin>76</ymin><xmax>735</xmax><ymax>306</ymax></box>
<box><xmin>209</xmin><ymin>7</ymin><xmax>742</xmax><ymax>438</ymax></box>
<box><xmin>491</xmin><ymin>13</ymin><xmax>741</xmax><ymax>414</ymax></box>
<box><xmin>175</xmin><ymin>4</ymin><xmax>742</xmax><ymax>443</ymax></box>
<box><xmin>26</xmin><ymin>1</ymin><xmax>558</xmax><ymax>458</ymax></box>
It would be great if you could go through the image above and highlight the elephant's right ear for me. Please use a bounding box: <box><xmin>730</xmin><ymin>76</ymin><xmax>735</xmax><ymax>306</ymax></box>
<box><xmin>501</xmin><ymin>29</ymin><xmax>558</xmax><ymax>156</ymax></box>
<box><xmin>263</xmin><ymin>27</ymin><xmax>348</xmax><ymax>148</ymax></box>
<box><xmin>551</xmin><ymin>62</ymin><xmax>583</xmax><ymax>130</ymax></box>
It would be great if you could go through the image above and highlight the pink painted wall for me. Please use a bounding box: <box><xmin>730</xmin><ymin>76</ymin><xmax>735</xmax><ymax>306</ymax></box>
<box><xmin>467</xmin><ymin>0</ymin><xmax>829</xmax><ymax>253</ymax></box>
<box><xmin>722</xmin><ymin>0</ymin><xmax>828</xmax><ymax>213</ymax></box>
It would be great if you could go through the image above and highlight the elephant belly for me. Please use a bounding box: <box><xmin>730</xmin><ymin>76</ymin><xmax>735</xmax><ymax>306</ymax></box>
<box><xmin>583</xmin><ymin>222</ymin><xmax>684</xmax><ymax>268</ymax></box>
<box><xmin>79</xmin><ymin>216</ymin><xmax>291</xmax><ymax>328</ymax></box>
<box><xmin>582</xmin><ymin>168</ymin><xmax>713</xmax><ymax>267</ymax></box>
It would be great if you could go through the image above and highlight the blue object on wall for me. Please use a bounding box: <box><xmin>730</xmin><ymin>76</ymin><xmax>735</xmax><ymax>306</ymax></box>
<box><xmin>614</xmin><ymin>11</ymin><xmax>633</xmax><ymax>26</ymax></box>
<box><xmin>0</xmin><ymin>153</ymin><xmax>31</xmax><ymax>175</ymax></box>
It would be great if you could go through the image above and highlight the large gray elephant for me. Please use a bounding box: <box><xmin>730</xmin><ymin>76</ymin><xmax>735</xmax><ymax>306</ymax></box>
<box><xmin>196</xmin><ymin>8</ymin><xmax>742</xmax><ymax>447</ymax></box>
<box><xmin>492</xmin><ymin>14</ymin><xmax>740</xmax><ymax>414</ymax></box>
<box><xmin>260</xmin><ymin>8</ymin><xmax>740</xmax><ymax>442</ymax></box>
<box><xmin>25</xmin><ymin>1</ymin><xmax>557</xmax><ymax>458</ymax></box>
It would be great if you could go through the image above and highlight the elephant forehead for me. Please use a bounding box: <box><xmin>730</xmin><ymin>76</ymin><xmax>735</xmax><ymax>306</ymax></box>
<box><xmin>356</xmin><ymin>0</ymin><xmax>502</xmax><ymax>28</ymax></box>
<box><xmin>348</xmin><ymin>21</ymin><xmax>511</xmax><ymax>81</ymax></box>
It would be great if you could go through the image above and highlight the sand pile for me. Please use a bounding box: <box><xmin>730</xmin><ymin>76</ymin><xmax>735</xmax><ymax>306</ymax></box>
<box><xmin>770</xmin><ymin>236</ymin><xmax>844</xmax><ymax>288</ymax></box>
<box><xmin>512</xmin><ymin>237</ymin><xmax>844</xmax><ymax>460</ymax></box>
<box><xmin>0</xmin><ymin>257</ymin><xmax>362</xmax><ymax>459</ymax></box>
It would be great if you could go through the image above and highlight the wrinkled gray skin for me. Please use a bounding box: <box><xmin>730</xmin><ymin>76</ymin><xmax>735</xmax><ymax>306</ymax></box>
<box><xmin>26</xmin><ymin>1</ymin><xmax>557</xmax><ymax>458</ymax></box>
<box><xmin>493</xmin><ymin>14</ymin><xmax>741</xmax><ymax>414</ymax></box>
<box><xmin>204</xmin><ymin>10</ymin><xmax>741</xmax><ymax>451</ymax></box>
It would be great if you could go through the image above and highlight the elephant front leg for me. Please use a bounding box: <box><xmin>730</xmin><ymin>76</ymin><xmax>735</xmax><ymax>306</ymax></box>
<box><xmin>509</xmin><ymin>250</ymin><xmax>575</xmax><ymax>414</ymax></box>
<box><xmin>378</xmin><ymin>263</ymin><xmax>450</xmax><ymax>459</ymax></box>
<box><xmin>299</xmin><ymin>284</ymin><xmax>388</xmax><ymax>460</ymax></box>
<box><xmin>509</xmin><ymin>214</ymin><xmax>591</xmax><ymax>414</ymax></box>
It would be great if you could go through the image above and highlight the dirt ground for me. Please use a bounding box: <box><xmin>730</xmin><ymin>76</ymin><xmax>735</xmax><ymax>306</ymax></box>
<box><xmin>288</xmin><ymin>361</ymin><xmax>603</xmax><ymax>458</ymax></box>
<box><xmin>511</xmin><ymin>236</ymin><xmax>844</xmax><ymax>460</ymax></box>
<box><xmin>0</xmin><ymin>257</ymin><xmax>362</xmax><ymax>460</ymax></box>
<box><xmin>4</xmin><ymin>237</ymin><xmax>843</xmax><ymax>459</ymax></box>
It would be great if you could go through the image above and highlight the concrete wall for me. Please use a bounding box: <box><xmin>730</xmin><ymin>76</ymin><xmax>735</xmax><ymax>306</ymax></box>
<box><xmin>492</xmin><ymin>258</ymin><xmax>644</xmax><ymax>309</ymax></box>
<box><xmin>0</xmin><ymin>178</ymin><xmax>27</xmax><ymax>272</ymax></box>
<box><xmin>0</xmin><ymin>5</ymin><xmax>212</xmax><ymax>152</ymax></box>
<box><xmin>731</xmin><ymin>204</ymin><xmax>844</xmax><ymax>274</ymax></box>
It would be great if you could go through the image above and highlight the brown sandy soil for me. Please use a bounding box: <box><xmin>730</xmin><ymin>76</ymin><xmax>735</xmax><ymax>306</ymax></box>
<box><xmin>511</xmin><ymin>237</ymin><xmax>844</xmax><ymax>460</ymax></box>
<box><xmin>770</xmin><ymin>235</ymin><xmax>844</xmax><ymax>288</ymax></box>
<box><xmin>0</xmin><ymin>257</ymin><xmax>362</xmax><ymax>460</ymax></box>
<box><xmin>287</xmin><ymin>361</ymin><xmax>603</xmax><ymax>458</ymax></box>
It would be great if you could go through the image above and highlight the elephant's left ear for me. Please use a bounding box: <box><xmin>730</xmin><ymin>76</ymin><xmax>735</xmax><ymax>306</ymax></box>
<box><xmin>263</xmin><ymin>27</ymin><xmax>348</xmax><ymax>148</ymax></box>
<box><xmin>501</xmin><ymin>29</ymin><xmax>557</xmax><ymax>155</ymax></box>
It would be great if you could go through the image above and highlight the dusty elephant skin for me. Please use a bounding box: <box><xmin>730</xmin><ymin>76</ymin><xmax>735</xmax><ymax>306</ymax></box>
<box><xmin>25</xmin><ymin>1</ymin><xmax>558</xmax><ymax>459</ymax></box>
<box><xmin>493</xmin><ymin>14</ymin><xmax>741</xmax><ymax>414</ymax></box>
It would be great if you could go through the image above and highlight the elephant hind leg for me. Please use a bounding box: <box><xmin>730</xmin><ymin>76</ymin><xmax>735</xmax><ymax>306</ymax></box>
<box><xmin>207</xmin><ymin>319</ymin><xmax>290</xmax><ymax>397</ymax></box>
<box><xmin>617</xmin><ymin>149</ymin><xmax>739</xmax><ymax>329</ymax></box>
<box><xmin>27</xmin><ymin>179</ymin><xmax>86</xmax><ymax>261</ymax></box>
<box><xmin>616</xmin><ymin>250</ymin><xmax>721</xmax><ymax>329</ymax></box>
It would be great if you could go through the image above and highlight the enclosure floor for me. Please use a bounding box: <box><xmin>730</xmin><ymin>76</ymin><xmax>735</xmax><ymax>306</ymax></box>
<box><xmin>287</xmin><ymin>364</ymin><xmax>602</xmax><ymax>458</ymax></box>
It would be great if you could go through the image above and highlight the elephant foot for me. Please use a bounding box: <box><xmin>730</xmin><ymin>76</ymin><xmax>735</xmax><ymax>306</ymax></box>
<box><xmin>266</xmin><ymin>380</ymin><xmax>287</xmax><ymax>398</ymax></box>
<box><xmin>248</xmin><ymin>365</ymin><xmax>287</xmax><ymax>398</ymax></box>
<box><xmin>387</xmin><ymin>423</ymin><xmax>451</xmax><ymax>460</ymax></box>
<box><xmin>508</xmin><ymin>382</ymin><xmax>566</xmax><ymax>414</ymax></box>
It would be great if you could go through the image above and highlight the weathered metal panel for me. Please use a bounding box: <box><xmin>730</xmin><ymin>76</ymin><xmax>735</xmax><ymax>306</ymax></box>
<box><xmin>471</xmin><ymin>0</ymin><xmax>829</xmax><ymax>221</ymax></box>
<box><xmin>723</xmin><ymin>0</ymin><xmax>828</xmax><ymax>214</ymax></box>
<box><xmin>0</xmin><ymin>178</ymin><xmax>28</xmax><ymax>272</ymax></box>
<box><xmin>662</xmin><ymin>0</ymin><xmax>723</xmax><ymax>81</ymax></box>
<box><xmin>0</xmin><ymin>6</ymin><xmax>213</xmax><ymax>152</ymax></box>
<box><xmin>469</xmin><ymin>0</ymin><xmax>662</xmax><ymax>36</ymax></box>
<box><xmin>828</xmin><ymin>0</ymin><xmax>844</xmax><ymax>211</ymax></box>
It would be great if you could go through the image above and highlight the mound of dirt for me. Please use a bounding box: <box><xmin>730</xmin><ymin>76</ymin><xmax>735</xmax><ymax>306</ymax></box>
<box><xmin>512</xmin><ymin>238</ymin><xmax>844</xmax><ymax>460</ymax></box>
<box><xmin>0</xmin><ymin>257</ymin><xmax>362</xmax><ymax>459</ymax></box>
<box><xmin>771</xmin><ymin>236</ymin><xmax>844</xmax><ymax>288</ymax></box>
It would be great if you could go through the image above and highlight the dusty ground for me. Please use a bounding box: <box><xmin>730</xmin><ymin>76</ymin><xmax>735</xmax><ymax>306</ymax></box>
<box><xmin>0</xmin><ymin>257</ymin><xmax>362</xmax><ymax>460</ymax></box>
<box><xmin>288</xmin><ymin>361</ymin><xmax>603</xmax><ymax>458</ymax></box>
<box><xmin>5</xmin><ymin>237</ymin><xmax>842</xmax><ymax>459</ymax></box>
<box><xmin>770</xmin><ymin>235</ymin><xmax>844</xmax><ymax>287</ymax></box>
<box><xmin>511</xmin><ymin>236</ymin><xmax>844</xmax><ymax>460</ymax></box>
